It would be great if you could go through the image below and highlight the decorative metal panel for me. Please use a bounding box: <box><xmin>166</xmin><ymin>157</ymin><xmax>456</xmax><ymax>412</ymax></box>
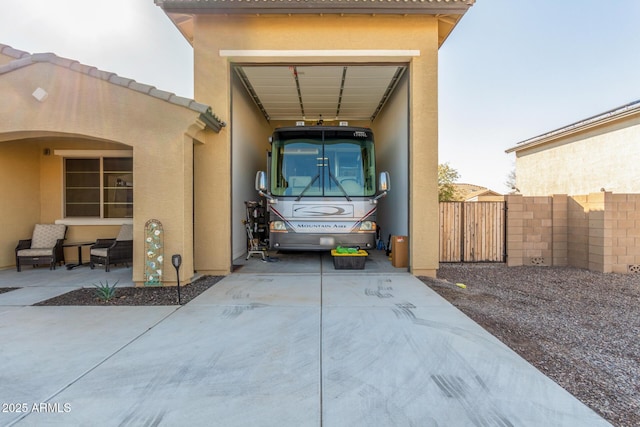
<box><xmin>144</xmin><ymin>219</ymin><xmax>164</xmax><ymax>286</ymax></box>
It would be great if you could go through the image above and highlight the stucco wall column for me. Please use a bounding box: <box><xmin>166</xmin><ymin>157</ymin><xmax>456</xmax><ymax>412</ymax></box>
<box><xmin>193</xmin><ymin>23</ymin><xmax>232</xmax><ymax>275</ymax></box>
<box><xmin>179</xmin><ymin>133</ymin><xmax>196</xmax><ymax>282</ymax></box>
<box><xmin>409</xmin><ymin>25</ymin><xmax>439</xmax><ymax>277</ymax></box>
<box><xmin>133</xmin><ymin>132</ymin><xmax>196</xmax><ymax>285</ymax></box>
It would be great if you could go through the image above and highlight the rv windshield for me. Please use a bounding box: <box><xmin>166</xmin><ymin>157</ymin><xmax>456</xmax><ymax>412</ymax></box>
<box><xmin>270</xmin><ymin>129</ymin><xmax>376</xmax><ymax>198</ymax></box>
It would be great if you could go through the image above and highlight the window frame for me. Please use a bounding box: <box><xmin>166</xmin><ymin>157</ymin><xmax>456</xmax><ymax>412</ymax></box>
<box><xmin>56</xmin><ymin>150</ymin><xmax>133</xmax><ymax>221</ymax></box>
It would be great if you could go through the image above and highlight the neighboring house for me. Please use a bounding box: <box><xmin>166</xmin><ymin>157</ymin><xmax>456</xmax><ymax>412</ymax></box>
<box><xmin>0</xmin><ymin>0</ymin><xmax>475</xmax><ymax>282</ymax></box>
<box><xmin>453</xmin><ymin>183</ymin><xmax>503</xmax><ymax>202</ymax></box>
<box><xmin>506</xmin><ymin>99</ymin><xmax>640</xmax><ymax>196</ymax></box>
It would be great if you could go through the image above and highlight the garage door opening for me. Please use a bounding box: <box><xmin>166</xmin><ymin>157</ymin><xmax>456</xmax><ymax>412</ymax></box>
<box><xmin>230</xmin><ymin>63</ymin><xmax>410</xmax><ymax>265</ymax></box>
<box><xmin>234</xmin><ymin>64</ymin><xmax>405</xmax><ymax>122</ymax></box>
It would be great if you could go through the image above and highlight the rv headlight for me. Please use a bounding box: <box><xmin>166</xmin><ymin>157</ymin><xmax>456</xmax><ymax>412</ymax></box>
<box><xmin>359</xmin><ymin>221</ymin><xmax>375</xmax><ymax>231</ymax></box>
<box><xmin>270</xmin><ymin>221</ymin><xmax>286</xmax><ymax>231</ymax></box>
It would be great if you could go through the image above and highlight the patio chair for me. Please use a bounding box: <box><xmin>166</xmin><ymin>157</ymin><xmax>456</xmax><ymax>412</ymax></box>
<box><xmin>89</xmin><ymin>224</ymin><xmax>133</xmax><ymax>272</ymax></box>
<box><xmin>15</xmin><ymin>224</ymin><xmax>67</xmax><ymax>272</ymax></box>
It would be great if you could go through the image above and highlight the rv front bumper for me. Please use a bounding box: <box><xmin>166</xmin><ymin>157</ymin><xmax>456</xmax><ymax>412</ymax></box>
<box><xmin>269</xmin><ymin>232</ymin><xmax>375</xmax><ymax>251</ymax></box>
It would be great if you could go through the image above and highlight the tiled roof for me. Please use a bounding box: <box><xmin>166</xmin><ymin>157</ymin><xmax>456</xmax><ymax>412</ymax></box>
<box><xmin>0</xmin><ymin>43</ymin><xmax>224</xmax><ymax>132</ymax></box>
<box><xmin>506</xmin><ymin>99</ymin><xmax>640</xmax><ymax>153</ymax></box>
<box><xmin>155</xmin><ymin>0</ymin><xmax>475</xmax><ymax>14</ymax></box>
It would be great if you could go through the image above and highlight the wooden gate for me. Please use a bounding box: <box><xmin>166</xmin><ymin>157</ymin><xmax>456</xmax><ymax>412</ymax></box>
<box><xmin>439</xmin><ymin>202</ymin><xmax>505</xmax><ymax>262</ymax></box>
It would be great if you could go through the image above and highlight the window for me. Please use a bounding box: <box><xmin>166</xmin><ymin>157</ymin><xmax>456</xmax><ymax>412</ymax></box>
<box><xmin>65</xmin><ymin>157</ymin><xmax>133</xmax><ymax>218</ymax></box>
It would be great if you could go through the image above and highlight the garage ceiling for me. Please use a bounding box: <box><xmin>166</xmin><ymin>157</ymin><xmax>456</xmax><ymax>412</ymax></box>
<box><xmin>234</xmin><ymin>65</ymin><xmax>406</xmax><ymax>122</ymax></box>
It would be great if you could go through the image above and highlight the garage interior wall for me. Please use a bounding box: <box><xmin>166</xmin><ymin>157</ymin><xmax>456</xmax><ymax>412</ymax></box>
<box><xmin>371</xmin><ymin>72</ymin><xmax>409</xmax><ymax>241</ymax></box>
<box><xmin>231</xmin><ymin>71</ymin><xmax>273</xmax><ymax>261</ymax></box>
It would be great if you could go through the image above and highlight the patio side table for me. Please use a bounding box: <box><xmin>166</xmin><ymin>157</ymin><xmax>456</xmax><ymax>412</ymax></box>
<box><xmin>63</xmin><ymin>242</ymin><xmax>94</xmax><ymax>270</ymax></box>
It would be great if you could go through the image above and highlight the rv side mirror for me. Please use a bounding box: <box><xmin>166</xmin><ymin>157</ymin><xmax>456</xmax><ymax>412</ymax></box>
<box><xmin>379</xmin><ymin>171</ymin><xmax>390</xmax><ymax>192</ymax></box>
<box><xmin>371</xmin><ymin>171</ymin><xmax>390</xmax><ymax>203</ymax></box>
<box><xmin>255</xmin><ymin>170</ymin><xmax>277</xmax><ymax>203</ymax></box>
<box><xmin>255</xmin><ymin>171</ymin><xmax>267</xmax><ymax>192</ymax></box>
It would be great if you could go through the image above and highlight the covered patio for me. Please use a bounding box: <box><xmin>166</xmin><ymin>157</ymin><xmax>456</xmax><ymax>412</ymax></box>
<box><xmin>0</xmin><ymin>44</ymin><xmax>223</xmax><ymax>285</ymax></box>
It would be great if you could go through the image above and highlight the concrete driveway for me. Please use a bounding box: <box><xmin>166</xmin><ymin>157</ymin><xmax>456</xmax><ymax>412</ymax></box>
<box><xmin>0</xmin><ymin>253</ymin><xmax>611</xmax><ymax>426</ymax></box>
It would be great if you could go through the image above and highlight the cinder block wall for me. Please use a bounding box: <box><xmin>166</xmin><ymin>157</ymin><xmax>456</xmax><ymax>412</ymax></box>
<box><xmin>609</xmin><ymin>193</ymin><xmax>640</xmax><ymax>273</ymax></box>
<box><xmin>568</xmin><ymin>195</ymin><xmax>589</xmax><ymax>269</ymax></box>
<box><xmin>506</xmin><ymin>192</ymin><xmax>640</xmax><ymax>274</ymax></box>
<box><xmin>524</xmin><ymin>196</ymin><xmax>553</xmax><ymax>265</ymax></box>
<box><xmin>586</xmin><ymin>192</ymin><xmax>610</xmax><ymax>272</ymax></box>
<box><xmin>505</xmin><ymin>195</ymin><xmax>524</xmax><ymax>266</ymax></box>
<box><xmin>505</xmin><ymin>195</ymin><xmax>553</xmax><ymax>266</ymax></box>
<box><xmin>552</xmin><ymin>194</ymin><xmax>568</xmax><ymax>266</ymax></box>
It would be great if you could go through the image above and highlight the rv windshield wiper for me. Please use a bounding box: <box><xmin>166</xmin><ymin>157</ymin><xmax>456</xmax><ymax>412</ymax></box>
<box><xmin>295</xmin><ymin>173</ymin><xmax>320</xmax><ymax>201</ymax></box>
<box><xmin>328</xmin><ymin>170</ymin><xmax>352</xmax><ymax>201</ymax></box>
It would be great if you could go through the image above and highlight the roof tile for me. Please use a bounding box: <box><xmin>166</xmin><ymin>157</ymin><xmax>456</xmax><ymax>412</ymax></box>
<box><xmin>90</xmin><ymin>68</ymin><xmax>116</xmax><ymax>80</ymax></box>
<box><xmin>0</xmin><ymin>56</ymin><xmax>32</xmax><ymax>73</ymax></box>
<box><xmin>157</xmin><ymin>0</ymin><xmax>475</xmax><ymax>12</ymax></box>
<box><xmin>167</xmin><ymin>94</ymin><xmax>193</xmax><ymax>108</ymax></box>
<box><xmin>107</xmin><ymin>74</ymin><xmax>133</xmax><ymax>87</ymax></box>
<box><xmin>128</xmin><ymin>80</ymin><xmax>155</xmax><ymax>94</ymax></box>
<box><xmin>149</xmin><ymin>88</ymin><xmax>174</xmax><ymax>101</ymax></box>
<box><xmin>69</xmin><ymin>62</ymin><xmax>96</xmax><ymax>74</ymax></box>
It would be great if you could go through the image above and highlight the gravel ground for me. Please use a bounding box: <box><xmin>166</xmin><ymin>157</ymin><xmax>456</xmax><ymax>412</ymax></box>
<box><xmin>34</xmin><ymin>275</ymin><xmax>224</xmax><ymax>306</ymax></box>
<box><xmin>420</xmin><ymin>264</ymin><xmax>640</xmax><ymax>427</ymax></box>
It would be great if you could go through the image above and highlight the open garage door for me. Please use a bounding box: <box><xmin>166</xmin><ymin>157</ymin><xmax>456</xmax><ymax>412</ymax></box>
<box><xmin>234</xmin><ymin>64</ymin><xmax>406</xmax><ymax>122</ymax></box>
<box><xmin>230</xmin><ymin>63</ymin><xmax>410</xmax><ymax>262</ymax></box>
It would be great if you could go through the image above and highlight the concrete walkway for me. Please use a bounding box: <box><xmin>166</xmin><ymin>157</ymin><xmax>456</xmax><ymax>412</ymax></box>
<box><xmin>0</xmin><ymin>265</ymin><xmax>134</xmax><ymax>306</ymax></box>
<box><xmin>0</xmin><ymin>254</ymin><xmax>611</xmax><ymax>426</ymax></box>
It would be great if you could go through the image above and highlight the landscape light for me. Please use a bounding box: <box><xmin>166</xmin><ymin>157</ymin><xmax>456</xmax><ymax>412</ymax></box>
<box><xmin>172</xmin><ymin>254</ymin><xmax>182</xmax><ymax>305</ymax></box>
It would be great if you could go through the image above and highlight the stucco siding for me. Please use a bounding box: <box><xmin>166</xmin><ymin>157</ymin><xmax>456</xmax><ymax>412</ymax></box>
<box><xmin>516</xmin><ymin>117</ymin><xmax>640</xmax><ymax>196</ymax></box>
<box><xmin>192</xmin><ymin>13</ymin><xmax>441</xmax><ymax>275</ymax></box>
<box><xmin>192</xmin><ymin>22</ymin><xmax>232</xmax><ymax>275</ymax></box>
<box><xmin>0</xmin><ymin>61</ymin><xmax>209</xmax><ymax>283</ymax></box>
<box><xmin>408</xmin><ymin>23</ymin><xmax>439</xmax><ymax>276</ymax></box>
<box><xmin>0</xmin><ymin>142</ymin><xmax>40</xmax><ymax>268</ymax></box>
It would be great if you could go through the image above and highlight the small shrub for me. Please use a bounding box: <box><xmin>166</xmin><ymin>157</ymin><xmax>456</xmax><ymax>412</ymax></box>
<box><xmin>94</xmin><ymin>280</ymin><xmax>119</xmax><ymax>302</ymax></box>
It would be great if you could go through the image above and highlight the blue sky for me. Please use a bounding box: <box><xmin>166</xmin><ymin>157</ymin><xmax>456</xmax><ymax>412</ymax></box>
<box><xmin>439</xmin><ymin>0</ymin><xmax>640</xmax><ymax>192</ymax></box>
<box><xmin>1</xmin><ymin>0</ymin><xmax>638</xmax><ymax>193</ymax></box>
